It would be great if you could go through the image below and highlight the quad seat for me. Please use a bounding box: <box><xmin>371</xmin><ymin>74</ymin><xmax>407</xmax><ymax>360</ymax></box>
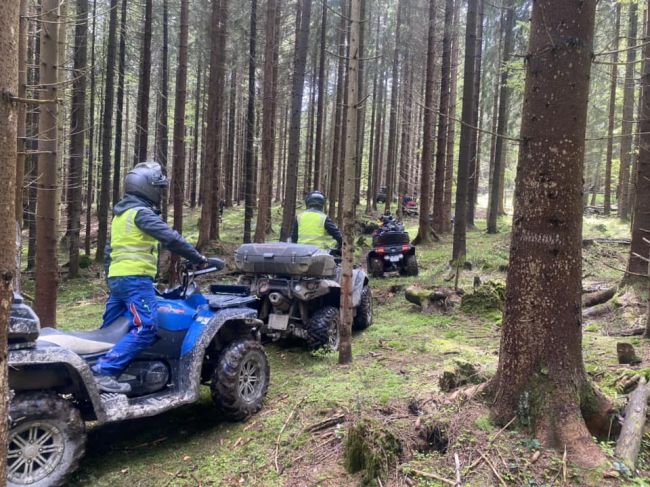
<box><xmin>38</xmin><ymin>317</ymin><xmax>130</xmax><ymax>355</ymax></box>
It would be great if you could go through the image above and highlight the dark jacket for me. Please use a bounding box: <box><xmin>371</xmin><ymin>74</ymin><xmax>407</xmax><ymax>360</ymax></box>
<box><xmin>105</xmin><ymin>194</ymin><xmax>204</xmax><ymax>275</ymax></box>
<box><xmin>290</xmin><ymin>211</ymin><xmax>343</xmax><ymax>248</ymax></box>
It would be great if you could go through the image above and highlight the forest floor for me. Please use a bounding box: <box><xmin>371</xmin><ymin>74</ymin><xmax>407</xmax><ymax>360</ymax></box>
<box><xmin>22</xmin><ymin>204</ymin><xmax>650</xmax><ymax>486</ymax></box>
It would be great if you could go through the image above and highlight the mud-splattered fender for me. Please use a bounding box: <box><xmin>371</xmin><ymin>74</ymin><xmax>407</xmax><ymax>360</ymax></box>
<box><xmin>178</xmin><ymin>307</ymin><xmax>259</xmax><ymax>394</ymax></box>
<box><xmin>352</xmin><ymin>269</ymin><xmax>369</xmax><ymax>307</ymax></box>
<box><xmin>8</xmin><ymin>346</ymin><xmax>108</xmax><ymax>423</ymax></box>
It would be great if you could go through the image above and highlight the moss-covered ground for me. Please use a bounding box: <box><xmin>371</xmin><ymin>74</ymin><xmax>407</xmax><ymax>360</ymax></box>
<box><xmin>21</xmin><ymin>205</ymin><xmax>649</xmax><ymax>486</ymax></box>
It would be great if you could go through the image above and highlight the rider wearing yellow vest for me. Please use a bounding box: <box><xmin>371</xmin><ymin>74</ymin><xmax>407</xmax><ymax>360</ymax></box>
<box><xmin>93</xmin><ymin>162</ymin><xmax>207</xmax><ymax>393</ymax></box>
<box><xmin>291</xmin><ymin>191</ymin><xmax>342</xmax><ymax>249</ymax></box>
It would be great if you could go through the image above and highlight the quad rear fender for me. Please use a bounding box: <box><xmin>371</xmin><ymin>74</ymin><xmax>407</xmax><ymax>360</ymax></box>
<box><xmin>9</xmin><ymin>347</ymin><xmax>107</xmax><ymax>422</ymax></box>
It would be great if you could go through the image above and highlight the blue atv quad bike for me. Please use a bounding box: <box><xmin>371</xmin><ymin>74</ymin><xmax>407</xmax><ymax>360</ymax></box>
<box><xmin>6</xmin><ymin>259</ymin><xmax>270</xmax><ymax>487</ymax></box>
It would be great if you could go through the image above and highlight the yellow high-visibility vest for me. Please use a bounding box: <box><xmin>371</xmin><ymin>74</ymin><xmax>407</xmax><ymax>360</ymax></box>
<box><xmin>108</xmin><ymin>208</ymin><xmax>158</xmax><ymax>278</ymax></box>
<box><xmin>297</xmin><ymin>210</ymin><xmax>331</xmax><ymax>249</ymax></box>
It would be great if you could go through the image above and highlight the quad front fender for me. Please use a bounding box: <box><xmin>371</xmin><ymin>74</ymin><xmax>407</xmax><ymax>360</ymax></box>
<box><xmin>351</xmin><ymin>269</ymin><xmax>369</xmax><ymax>307</ymax></box>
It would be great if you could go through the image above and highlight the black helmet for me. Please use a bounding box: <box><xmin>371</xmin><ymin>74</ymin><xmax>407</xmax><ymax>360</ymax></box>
<box><xmin>124</xmin><ymin>161</ymin><xmax>168</xmax><ymax>205</ymax></box>
<box><xmin>305</xmin><ymin>191</ymin><xmax>326</xmax><ymax>210</ymax></box>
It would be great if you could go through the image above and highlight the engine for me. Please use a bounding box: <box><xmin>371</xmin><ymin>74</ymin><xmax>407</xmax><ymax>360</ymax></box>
<box><xmin>119</xmin><ymin>361</ymin><xmax>170</xmax><ymax>396</ymax></box>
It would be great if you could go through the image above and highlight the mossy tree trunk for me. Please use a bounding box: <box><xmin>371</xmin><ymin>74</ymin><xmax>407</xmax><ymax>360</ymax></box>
<box><xmin>490</xmin><ymin>0</ymin><xmax>611</xmax><ymax>468</ymax></box>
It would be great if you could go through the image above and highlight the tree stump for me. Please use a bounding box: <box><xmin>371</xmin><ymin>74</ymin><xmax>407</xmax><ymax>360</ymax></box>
<box><xmin>617</xmin><ymin>343</ymin><xmax>642</xmax><ymax>365</ymax></box>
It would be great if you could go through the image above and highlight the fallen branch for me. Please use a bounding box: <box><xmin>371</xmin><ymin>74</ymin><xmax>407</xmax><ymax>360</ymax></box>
<box><xmin>274</xmin><ymin>394</ymin><xmax>308</xmax><ymax>474</ymax></box>
<box><xmin>615</xmin><ymin>377</ymin><xmax>650</xmax><ymax>469</ymax></box>
<box><xmin>618</xmin><ymin>327</ymin><xmax>646</xmax><ymax>337</ymax></box>
<box><xmin>454</xmin><ymin>453</ymin><xmax>462</xmax><ymax>486</ymax></box>
<box><xmin>479</xmin><ymin>451</ymin><xmax>507</xmax><ymax>487</ymax></box>
<box><xmin>304</xmin><ymin>414</ymin><xmax>345</xmax><ymax>433</ymax></box>
<box><xmin>582</xmin><ymin>287</ymin><xmax>617</xmax><ymax>308</ymax></box>
<box><xmin>583</xmin><ymin>237</ymin><xmax>631</xmax><ymax>247</ymax></box>
<box><xmin>404</xmin><ymin>467</ymin><xmax>455</xmax><ymax>486</ymax></box>
<box><xmin>582</xmin><ymin>301</ymin><xmax>618</xmax><ymax>318</ymax></box>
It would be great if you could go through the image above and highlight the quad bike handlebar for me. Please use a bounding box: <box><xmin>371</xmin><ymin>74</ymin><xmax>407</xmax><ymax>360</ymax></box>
<box><xmin>159</xmin><ymin>257</ymin><xmax>225</xmax><ymax>299</ymax></box>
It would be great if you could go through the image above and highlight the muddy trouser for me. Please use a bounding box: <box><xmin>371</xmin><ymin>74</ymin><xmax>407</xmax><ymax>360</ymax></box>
<box><xmin>92</xmin><ymin>276</ymin><xmax>158</xmax><ymax>377</ymax></box>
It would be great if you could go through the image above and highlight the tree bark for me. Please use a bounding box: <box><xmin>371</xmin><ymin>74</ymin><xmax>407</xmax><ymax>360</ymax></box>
<box><xmin>490</xmin><ymin>0</ymin><xmax>611</xmax><ymax>467</ymax></box>
<box><xmin>452</xmin><ymin>0</ymin><xmax>479</xmax><ymax>261</ymax></box>
<box><xmin>0</xmin><ymin>0</ymin><xmax>19</xmax><ymax>479</ymax></box>
<box><xmin>242</xmin><ymin>0</ymin><xmax>257</xmax><ymax>244</ymax></box>
<box><xmin>432</xmin><ymin>0</ymin><xmax>453</xmax><ymax>233</ymax></box>
<box><xmin>224</xmin><ymin>68</ymin><xmax>236</xmax><ymax>207</ymax></box>
<box><xmin>112</xmin><ymin>0</ymin><xmax>128</xmax><ymax>209</ymax></box>
<box><xmin>314</xmin><ymin>0</ymin><xmax>328</xmax><ymax>191</ymax></box>
<box><xmin>16</xmin><ymin>0</ymin><xmax>28</xmax><ymax>227</ymax></box>
<box><xmin>95</xmin><ymin>0</ymin><xmax>118</xmax><ymax>263</ymax></box>
<box><xmin>190</xmin><ymin>60</ymin><xmax>203</xmax><ymax>209</ymax></box>
<box><xmin>35</xmin><ymin>0</ymin><xmax>61</xmax><ymax>325</ymax></box>
<box><xmin>442</xmin><ymin>1</ymin><xmax>461</xmax><ymax>234</ymax></box>
<box><xmin>615</xmin><ymin>377</ymin><xmax>650</xmax><ymax>469</ymax></box>
<box><xmin>67</xmin><ymin>0</ymin><xmax>89</xmax><ymax>278</ymax></box>
<box><xmin>604</xmin><ymin>4</ymin><xmax>621</xmax><ymax>216</ymax></box>
<box><xmin>383</xmin><ymin>0</ymin><xmax>403</xmax><ymax>214</ymax></box>
<box><xmin>84</xmin><ymin>0</ymin><xmax>97</xmax><ymax>257</ymax></box>
<box><xmin>487</xmin><ymin>0</ymin><xmax>514</xmax><ymax>234</ymax></box>
<box><xmin>255</xmin><ymin>0</ymin><xmax>279</xmax><ymax>243</ymax></box>
<box><xmin>628</xmin><ymin>7</ymin><xmax>650</xmax><ymax>279</ymax></box>
<box><xmin>339</xmin><ymin>0</ymin><xmax>361</xmax><ymax>365</ymax></box>
<box><xmin>155</xmin><ymin>0</ymin><xmax>169</xmax><ymax>220</ymax></box>
<box><xmin>415</xmin><ymin>0</ymin><xmax>439</xmax><ymax>244</ymax></box>
<box><xmin>280</xmin><ymin>0</ymin><xmax>314</xmax><ymax>240</ymax></box>
<box><xmin>133</xmin><ymin>0</ymin><xmax>153</xmax><ymax>165</ymax></box>
<box><xmin>618</xmin><ymin>3</ymin><xmax>638</xmax><ymax>221</ymax></box>
<box><xmin>328</xmin><ymin>12</ymin><xmax>346</xmax><ymax>220</ymax></box>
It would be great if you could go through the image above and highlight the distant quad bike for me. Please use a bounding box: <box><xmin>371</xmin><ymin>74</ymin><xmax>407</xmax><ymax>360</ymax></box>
<box><xmin>7</xmin><ymin>260</ymin><xmax>269</xmax><ymax>487</ymax></box>
<box><xmin>376</xmin><ymin>186</ymin><xmax>388</xmax><ymax>204</ymax></box>
<box><xmin>367</xmin><ymin>217</ymin><xmax>418</xmax><ymax>278</ymax></box>
<box><xmin>402</xmin><ymin>195</ymin><xmax>419</xmax><ymax>217</ymax></box>
<box><xmin>234</xmin><ymin>243</ymin><xmax>373</xmax><ymax>351</ymax></box>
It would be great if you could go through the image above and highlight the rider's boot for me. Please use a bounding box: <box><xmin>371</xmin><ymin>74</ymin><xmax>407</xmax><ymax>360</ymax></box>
<box><xmin>94</xmin><ymin>374</ymin><xmax>131</xmax><ymax>394</ymax></box>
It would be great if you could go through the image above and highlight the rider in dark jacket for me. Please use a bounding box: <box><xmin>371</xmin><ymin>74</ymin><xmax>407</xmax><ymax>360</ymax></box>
<box><xmin>93</xmin><ymin>162</ymin><xmax>207</xmax><ymax>393</ymax></box>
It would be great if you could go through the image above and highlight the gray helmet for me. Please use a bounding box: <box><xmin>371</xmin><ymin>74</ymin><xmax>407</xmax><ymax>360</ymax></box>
<box><xmin>124</xmin><ymin>161</ymin><xmax>168</xmax><ymax>205</ymax></box>
<box><xmin>305</xmin><ymin>191</ymin><xmax>326</xmax><ymax>210</ymax></box>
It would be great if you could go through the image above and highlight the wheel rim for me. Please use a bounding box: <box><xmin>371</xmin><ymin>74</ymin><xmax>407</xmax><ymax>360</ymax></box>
<box><xmin>8</xmin><ymin>421</ymin><xmax>65</xmax><ymax>485</ymax></box>
<box><xmin>328</xmin><ymin>315</ymin><xmax>340</xmax><ymax>351</ymax></box>
<box><xmin>238</xmin><ymin>353</ymin><xmax>264</xmax><ymax>403</ymax></box>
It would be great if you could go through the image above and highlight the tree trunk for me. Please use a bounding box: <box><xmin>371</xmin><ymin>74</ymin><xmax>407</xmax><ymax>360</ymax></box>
<box><xmin>339</xmin><ymin>0</ymin><xmax>360</xmax><ymax>365</ymax></box>
<box><xmin>604</xmin><ymin>4</ymin><xmax>621</xmax><ymax>216</ymax></box>
<box><xmin>328</xmin><ymin>12</ymin><xmax>346</xmax><ymax>220</ymax></box>
<box><xmin>112</xmin><ymin>0</ymin><xmax>128</xmax><ymax>207</ymax></box>
<box><xmin>415</xmin><ymin>0</ymin><xmax>439</xmax><ymax>243</ymax></box>
<box><xmin>95</xmin><ymin>0</ymin><xmax>118</xmax><ymax>263</ymax></box>
<box><xmin>280</xmin><ymin>0</ymin><xmax>313</xmax><ymax>240</ymax></box>
<box><xmin>255</xmin><ymin>0</ymin><xmax>279</xmax><ymax>243</ymax></box>
<box><xmin>172</xmin><ymin>0</ymin><xmax>189</xmax><ymax>234</ymax></box>
<box><xmin>224</xmin><ymin>68</ymin><xmax>236</xmax><ymax>207</ymax></box>
<box><xmin>384</xmin><ymin>1</ymin><xmax>403</xmax><ymax>214</ymax></box>
<box><xmin>27</xmin><ymin>4</ymin><xmax>40</xmax><ymax>271</ymax></box>
<box><xmin>490</xmin><ymin>0</ymin><xmax>611</xmax><ymax>467</ymax></box>
<box><xmin>486</xmin><ymin>0</ymin><xmax>515</xmax><ymax>234</ymax></box>
<box><xmin>618</xmin><ymin>3</ymin><xmax>638</xmax><ymax>221</ymax></box>
<box><xmin>442</xmin><ymin>1</ymin><xmax>460</xmax><ymax>234</ymax></box>
<box><xmin>314</xmin><ymin>0</ymin><xmax>328</xmax><ymax>191</ymax></box>
<box><xmin>67</xmin><ymin>0</ymin><xmax>89</xmax><ymax>278</ymax></box>
<box><xmin>452</xmin><ymin>0</ymin><xmax>479</xmax><ymax>261</ymax></box>
<box><xmin>133</xmin><ymin>0</ymin><xmax>153</xmax><ymax>165</ymax></box>
<box><xmin>155</xmin><ymin>0</ymin><xmax>169</xmax><ymax>220</ymax></box>
<box><xmin>16</xmin><ymin>0</ymin><xmax>28</xmax><ymax>227</ymax></box>
<box><xmin>35</xmin><ymin>0</ymin><xmax>61</xmax><ymax>325</ymax></box>
<box><xmin>0</xmin><ymin>0</ymin><xmax>19</xmax><ymax>478</ymax></box>
<box><xmin>190</xmin><ymin>60</ymin><xmax>203</xmax><ymax>209</ymax></box>
<box><xmin>432</xmin><ymin>0</ymin><xmax>453</xmax><ymax>233</ymax></box>
<box><xmin>242</xmin><ymin>0</ymin><xmax>257</xmax><ymax>243</ymax></box>
<box><xmin>84</xmin><ymin>0</ymin><xmax>97</xmax><ymax>257</ymax></box>
<box><xmin>628</xmin><ymin>8</ymin><xmax>650</xmax><ymax>279</ymax></box>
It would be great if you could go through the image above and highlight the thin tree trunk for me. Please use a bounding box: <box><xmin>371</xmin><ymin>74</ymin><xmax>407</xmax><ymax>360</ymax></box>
<box><xmin>156</xmin><ymin>0</ymin><xmax>169</xmax><ymax>220</ymax></box>
<box><xmin>133</xmin><ymin>0</ymin><xmax>153</xmax><ymax>165</ymax></box>
<box><xmin>0</xmin><ymin>0</ymin><xmax>19</xmax><ymax>475</ymax></box>
<box><xmin>16</xmin><ymin>0</ymin><xmax>28</xmax><ymax>227</ymax></box>
<box><xmin>27</xmin><ymin>5</ymin><xmax>40</xmax><ymax>270</ymax></box>
<box><xmin>328</xmin><ymin>14</ymin><xmax>346</xmax><ymax>219</ymax></box>
<box><xmin>190</xmin><ymin>60</ymin><xmax>202</xmax><ymax>209</ymax></box>
<box><xmin>618</xmin><ymin>3</ymin><xmax>638</xmax><ymax>221</ymax></box>
<box><xmin>487</xmin><ymin>0</ymin><xmax>515</xmax><ymax>233</ymax></box>
<box><xmin>95</xmin><ymin>0</ymin><xmax>119</xmax><ymax>262</ymax></box>
<box><xmin>415</xmin><ymin>0</ymin><xmax>438</xmax><ymax>243</ymax></box>
<box><xmin>604</xmin><ymin>4</ymin><xmax>621</xmax><ymax>215</ymax></box>
<box><xmin>242</xmin><ymin>0</ymin><xmax>257</xmax><ymax>243</ymax></box>
<box><xmin>384</xmin><ymin>0</ymin><xmax>403</xmax><ymax>214</ymax></box>
<box><xmin>280</xmin><ymin>0</ymin><xmax>314</xmax><ymax>240</ymax></box>
<box><xmin>467</xmin><ymin>0</ymin><xmax>484</xmax><ymax>227</ymax></box>
<box><xmin>224</xmin><ymin>68</ymin><xmax>236</xmax><ymax>207</ymax></box>
<box><xmin>112</xmin><ymin>0</ymin><xmax>127</xmax><ymax>207</ymax></box>
<box><xmin>313</xmin><ymin>0</ymin><xmax>328</xmax><ymax>191</ymax></box>
<box><xmin>84</xmin><ymin>0</ymin><xmax>97</xmax><ymax>256</ymax></box>
<box><xmin>255</xmin><ymin>0</ymin><xmax>279</xmax><ymax>243</ymax></box>
<box><xmin>452</xmin><ymin>0</ymin><xmax>479</xmax><ymax>261</ymax></box>
<box><xmin>67</xmin><ymin>0</ymin><xmax>89</xmax><ymax>278</ymax></box>
<box><xmin>35</xmin><ymin>0</ymin><xmax>61</xmax><ymax>325</ymax></box>
<box><xmin>339</xmin><ymin>0</ymin><xmax>360</xmax><ymax>365</ymax></box>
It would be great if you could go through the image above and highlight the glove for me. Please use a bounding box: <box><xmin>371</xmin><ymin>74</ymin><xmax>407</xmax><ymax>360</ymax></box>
<box><xmin>201</xmin><ymin>256</ymin><xmax>225</xmax><ymax>271</ymax></box>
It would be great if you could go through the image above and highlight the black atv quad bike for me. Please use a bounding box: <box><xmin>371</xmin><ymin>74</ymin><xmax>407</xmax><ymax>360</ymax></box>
<box><xmin>234</xmin><ymin>243</ymin><xmax>373</xmax><ymax>351</ymax></box>
<box><xmin>7</xmin><ymin>260</ymin><xmax>269</xmax><ymax>487</ymax></box>
<box><xmin>366</xmin><ymin>220</ymin><xmax>418</xmax><ymax>278</ymax></box>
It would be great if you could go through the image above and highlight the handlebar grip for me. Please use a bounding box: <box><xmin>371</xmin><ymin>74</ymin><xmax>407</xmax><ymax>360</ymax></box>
<box><xmin>206</xmin><ymin>257</ymin><xmax>225</xmax><ymax>271</ymax></box>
